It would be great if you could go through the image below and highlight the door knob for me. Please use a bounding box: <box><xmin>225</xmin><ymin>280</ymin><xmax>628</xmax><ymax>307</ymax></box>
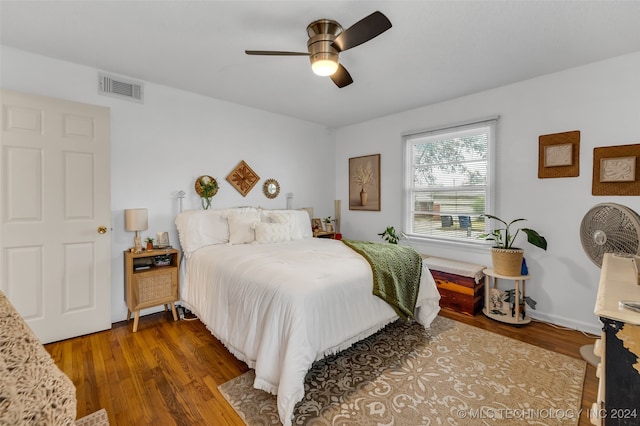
<box><xmin>97</xmin><ymin>226</ymin><xmax>108</xmax><ymax>234</ymax></box>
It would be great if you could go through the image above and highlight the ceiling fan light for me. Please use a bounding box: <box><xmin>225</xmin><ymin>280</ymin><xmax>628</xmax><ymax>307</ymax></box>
<box><xmin>311</xmin><ymin>58</ymin><xmax>339</xmax><ymax>76</ymax></box>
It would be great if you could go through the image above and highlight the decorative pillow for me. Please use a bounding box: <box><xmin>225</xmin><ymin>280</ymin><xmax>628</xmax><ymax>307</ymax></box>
<box><xmin>293</xmin><ymin>209</ymin><xmax>313</xmax><ymax>238</ymax></box>
<box><xmin>266</xmin><ymin>210</ymin><xmax>304</xmax><ymax>240</ymax></box>
<box><xmin>254</xmin><ymin>222</ymin><xmax>291</xmax><ymax>244</ymax></box>
<box><xmin>227</xmin><ymin>210</ymin><xmax>260</xmax><ymax>244</ymax></box>
<box><xmin>259</xmin><ymin>208</ymin><xmax>275</xmax><ymax>223</ymax></box>
<box><xmin>261</xmin><ymin>209</ymin><xmax>314</xmax><ymax>239</ymax></box>
<box><xmin>175</xmin><ymin>209</ymin><xmax>230</xmax><ymax>257</ymax></box>
<box><xmin>224</xmin><ymin>206</ymin><xmax>258</xmax><ymax>215</ymax></box>
<box><xmin>266</xmin><ymin>211</ymin><xmax>289</xmax><ymax>224</ymax></box>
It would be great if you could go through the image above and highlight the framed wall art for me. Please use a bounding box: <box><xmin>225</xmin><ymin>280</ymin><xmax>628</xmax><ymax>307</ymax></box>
<box><xmin>226</xmin><ymin>160</ymin><xmax>260</xmax><ymax>197</ymax></box>
<box><xmin>156</xmin><ymin>232</ymin><xmax>170</xmax><ymax>248</ymax></box>
<box><xmin>349</xmin><ymin>154</ymin><xmax>380</xmax><ymax>211</ymax></box>
<box><xmin>538</xmin><ymin>130</ymin><xmax>580</xmax><ymax>178</ymax></box>
<box><xmin>592</xmin><ymin>143</ymin><xmax>640</xmax><ymax>195</ymax></box>
<box><xmin>599</xmin><ymin>157</ymin><xmax>636</xmax><ymax>182</ymax></box>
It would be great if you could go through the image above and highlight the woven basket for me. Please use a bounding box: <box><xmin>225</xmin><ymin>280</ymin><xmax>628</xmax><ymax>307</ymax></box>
<box><xmin>491</xmin><ymin>248</ymin><xmax>524</xmax><ymax>276</ymax></box>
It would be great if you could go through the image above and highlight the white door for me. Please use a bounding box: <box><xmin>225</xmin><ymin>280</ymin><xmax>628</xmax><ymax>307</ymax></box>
<box><xmin>1</xmin><ymin>89</ymin><xmax>111</xmax><ymax>343</ymax></box>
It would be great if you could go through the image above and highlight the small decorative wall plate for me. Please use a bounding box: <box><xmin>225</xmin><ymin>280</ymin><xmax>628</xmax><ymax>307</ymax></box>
<box><xmin>226</xmin><ymin>160</ymin><xmax>260</xmax><ymax>197</ymax></box>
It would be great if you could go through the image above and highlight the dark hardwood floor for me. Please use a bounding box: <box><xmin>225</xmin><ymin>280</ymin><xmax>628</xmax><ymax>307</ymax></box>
<box><xmin>45</xmin><ymin>308</ymin><xmax>599</xmax><ymax>425</ymax></box>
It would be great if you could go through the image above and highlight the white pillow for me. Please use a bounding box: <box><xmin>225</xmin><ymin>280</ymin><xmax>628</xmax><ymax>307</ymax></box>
<box><xmin>293</xmin><ymin>209</ymin><xmax>313</xmax><ymax>238</ymax></box>
<box><xmin>262</xmin><ymin>209</ymin><xmax>314</xmax><ymax>239</ymax></box>
<box><xmin>227</xmin><ymin>210</ymin><xmax>260</xmax><ymax>244</ymax></box>
<box><xmin>266</xmin><ymin>210</ymin><xmax>304</xmax><ymax>240</ymax></box>
<box><xmin>175</xmin><ymin>209</ymin><xmax>230</xmax><ymax>257</ymax></box>
<box><xmin>226</xmin><ymin>206</ymin><xmax>258</xmax><ymax>215</ymax></box>
<box><xmin>259</xmin><ymin>208</ymin><xmax>274</xmax><ymax>223</ymax></box>
<box><xmin>254</xmin><ymin>222</ymin><xmax>291</xmax><ymax>244</ymax></box>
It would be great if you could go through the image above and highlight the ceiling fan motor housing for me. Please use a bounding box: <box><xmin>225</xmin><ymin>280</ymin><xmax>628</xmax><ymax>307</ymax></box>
<box><xmin>245</xmin><ymin>11</ymin><xmax>391</xmax><ymax>87</ymax></box>
<box><xmin>306</xmin><ymin>19</ymin><xmax>343</xmax><ymax>74</ymax></box>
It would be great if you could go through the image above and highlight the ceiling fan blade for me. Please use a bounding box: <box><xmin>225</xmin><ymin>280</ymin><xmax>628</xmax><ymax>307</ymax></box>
<box><xmin>330</xmin><ymin>64</ymin><xmax>353</xmax><ymax>88</ymax></box>
<box><xmin>245</xmin><ymin>50</ymin><xmax>309</xmax><ymax>56</ymax></box>
<box><xmin>332</xmin><ymin>11</ymin><xmax>392</xmax><ymax>52</ymax></box>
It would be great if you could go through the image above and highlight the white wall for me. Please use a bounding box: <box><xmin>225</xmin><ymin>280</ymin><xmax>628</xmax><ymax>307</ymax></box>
<box><xmin>4</xmin><ymin>45</ymin><xmax>640</xmax><ymax>333</ymax></box>
<box><xmin>1</xmin><ymin>46</ymin><xmax>336</xmax><ymax>322</ymax></box>
<box><xmin>335</xmin><ymin>51</ymin><xmax>640</xmax><ymax>334</ymax></box>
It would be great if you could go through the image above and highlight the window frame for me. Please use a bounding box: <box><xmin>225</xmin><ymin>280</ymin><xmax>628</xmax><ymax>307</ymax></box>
<box><xmin>402</xmin><ymin>118</ymin><xmax>497</xmax><ymax>246</ymax></box>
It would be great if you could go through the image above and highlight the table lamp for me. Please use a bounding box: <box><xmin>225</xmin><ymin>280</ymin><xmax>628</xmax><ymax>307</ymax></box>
<box><xmin>125</xmin><ymin>208</ymin><xmax>148</xmax><ymax>253</ymax></box>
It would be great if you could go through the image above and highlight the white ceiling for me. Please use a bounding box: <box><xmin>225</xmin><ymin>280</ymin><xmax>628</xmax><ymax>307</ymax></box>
<box><xmin>2</xmin><ymin>1</ymin><xmax>640</xmax><ymax>128</ymax></box>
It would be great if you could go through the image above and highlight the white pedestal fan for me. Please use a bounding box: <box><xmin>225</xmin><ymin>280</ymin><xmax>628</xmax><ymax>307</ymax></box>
<box><xmin>579</xmin><ymin>203</ymin><xmax>640</xmax><ymax>366</ymax></box>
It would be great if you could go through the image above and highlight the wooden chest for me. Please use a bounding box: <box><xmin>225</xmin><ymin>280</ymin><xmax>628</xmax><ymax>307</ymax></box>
<box><xmin>423</xmin><ymin>256</ymin><xmax>485</xmax><ymax>316</ymax></box>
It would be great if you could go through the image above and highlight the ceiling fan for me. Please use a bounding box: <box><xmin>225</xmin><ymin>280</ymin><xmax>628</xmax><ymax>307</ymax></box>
<box><xmin>245</xmin><ymin>11</ymin><xmax>392</xmax><ymax>88</ymax></box>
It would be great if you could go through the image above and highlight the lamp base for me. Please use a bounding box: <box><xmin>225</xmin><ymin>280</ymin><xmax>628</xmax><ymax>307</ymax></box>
<box><xmin>133</xmin><ymin>236</ymin><xmax>142</xmax><ymax>254</ymax></box>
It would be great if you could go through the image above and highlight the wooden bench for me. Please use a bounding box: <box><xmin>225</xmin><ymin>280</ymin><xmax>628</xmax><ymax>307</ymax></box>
<box><xmin>422</xmin><ymin>255</ymin><xmax>486</xmax><ymax>316</ymax></box>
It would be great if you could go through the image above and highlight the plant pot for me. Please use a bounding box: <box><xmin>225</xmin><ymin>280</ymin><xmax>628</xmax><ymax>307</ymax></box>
<box><xmin>146</xmin><ymin>242</ymin><xmax>154</xmax><ymax>251</ymax></box>
<box><xmin>491</xmin><ymin>247</ymin><xmax>524</xmax><ymax>276</ymax></box>
<box><xmin>360</xmin><ymin>188</ymin><xmax>368</xmax><ymax>206</ymax></box>
<box><xmin>201</xmin><ymin>197</ymin><xmax>212</xmax><ymax>210</ymax></box>
<box><xmin>325</xmin><ymin>223</ymin><xmax>333</xmax><ymax>232</ymax></box>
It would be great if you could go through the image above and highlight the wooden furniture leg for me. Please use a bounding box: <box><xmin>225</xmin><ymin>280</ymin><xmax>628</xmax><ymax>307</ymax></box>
<box><xmin>514</xmin><ymin>279</ymin><xmax>521</xmax><ymax>321</ymax></box>
<box><xmin>133</xmin><ymin>311</ymin><xmax>140</xmax><ymax>332</ymax></box>
<box><xmin>170</xmin><ymin>302</ymin><xmax>178</xmax><ymax>321</ymax></box>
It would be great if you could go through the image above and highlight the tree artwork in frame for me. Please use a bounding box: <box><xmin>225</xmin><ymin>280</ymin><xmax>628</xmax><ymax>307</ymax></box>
<box><xmin>349</xmin><ymin>154</ymin><xmax>380</xmax><ymax>211</ymax></box>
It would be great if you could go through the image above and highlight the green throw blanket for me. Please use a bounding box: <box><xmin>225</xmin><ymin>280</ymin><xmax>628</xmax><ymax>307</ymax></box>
<box><xmin>342</xmin><ymin>239</ymin><xmax>422</xmax><ymax>321</ymax></box>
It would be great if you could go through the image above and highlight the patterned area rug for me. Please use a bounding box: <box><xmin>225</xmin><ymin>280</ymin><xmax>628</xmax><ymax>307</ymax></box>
<box><xmin>219</xmin><ymin>316</ymin><xmax>586</xmax><ymax>425</ymax></box>
<box><xmin>75</xmin><ymin>409</ymin><xmax>110</xmax><ymax>426</ymax></box>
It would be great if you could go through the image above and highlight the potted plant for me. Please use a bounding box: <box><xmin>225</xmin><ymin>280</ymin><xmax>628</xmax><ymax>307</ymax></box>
<box><xmin>378</xmin><ymin>226</ymin><xmax>401</xmax><ymax>244</ymax></box>
<box><xmin>479</xmin><ymin>214</ymin><xmax>547</xmax><ymax>276</ymax></box>
<box><xmin>195</xmin><ymin>175</ymin><xmax>219</xmax><ymax>210</ymax></box>
<box><xmin>323</xmin><ymin>216</ymin><xmax>334</xmax><ymax>232</ymax></box>
<box><xmin>145</xmin><ymin>237</ymin><xmax>154</xmax><ymax>251</ymax></box>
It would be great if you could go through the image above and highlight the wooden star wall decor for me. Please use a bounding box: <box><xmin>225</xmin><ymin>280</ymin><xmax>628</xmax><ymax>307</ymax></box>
<box><xmin>226</xmin><ymin>160</ymin><xmax>260</xmax><ymax>197</ymax></box>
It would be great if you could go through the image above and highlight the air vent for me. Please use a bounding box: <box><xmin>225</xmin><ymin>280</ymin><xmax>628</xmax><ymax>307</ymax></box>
<box><xmin>98</xmin><ymin>73</ymin><xmax>143</xmax><ymax>103</ymax></box>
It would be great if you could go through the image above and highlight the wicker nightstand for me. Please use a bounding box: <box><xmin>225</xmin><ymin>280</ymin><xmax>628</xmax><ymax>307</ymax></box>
<box><xmin>124</xmin><ymin>248</ymin><xmax>180</xmax><ymax>332</ymax></box>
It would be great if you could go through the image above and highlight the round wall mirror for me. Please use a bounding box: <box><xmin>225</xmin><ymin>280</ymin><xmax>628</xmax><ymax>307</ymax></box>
<box><xmin>263</xmin><ymin>178</ymin><xmax>280</xmax><ymax>199</ymax></box>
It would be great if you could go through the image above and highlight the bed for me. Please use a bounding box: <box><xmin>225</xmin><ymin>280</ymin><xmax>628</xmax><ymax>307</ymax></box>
<box><xmin>175</xmin><ymin>207</ymin><xmax>440</xmax><ymax>426</ymax></box>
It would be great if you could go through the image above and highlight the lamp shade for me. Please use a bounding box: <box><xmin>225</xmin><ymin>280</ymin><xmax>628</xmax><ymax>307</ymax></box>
<box><xmin>124</xmin><ymin>208</ymin><xmax>148</xmax><ymax>232</ymax></box>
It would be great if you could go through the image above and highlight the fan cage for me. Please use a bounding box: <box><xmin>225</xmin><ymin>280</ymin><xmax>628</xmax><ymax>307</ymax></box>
<box><xmin>580</xmin><ymin>203</ymin><xmax>640</xmax><ymax>267</ymax></box>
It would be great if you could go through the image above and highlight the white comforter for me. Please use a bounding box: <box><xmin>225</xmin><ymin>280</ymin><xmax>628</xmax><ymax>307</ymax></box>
<box><xmin>181</xmin><ymin>237</ymin><xmax>440</xmax><ymax>426</ymax></box>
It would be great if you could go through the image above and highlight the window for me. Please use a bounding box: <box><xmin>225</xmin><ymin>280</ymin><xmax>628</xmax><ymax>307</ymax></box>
<box><xmin>403</xmin><ymin>118</ymin><xmax>496</xmax><ymax>244</ymax></box>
